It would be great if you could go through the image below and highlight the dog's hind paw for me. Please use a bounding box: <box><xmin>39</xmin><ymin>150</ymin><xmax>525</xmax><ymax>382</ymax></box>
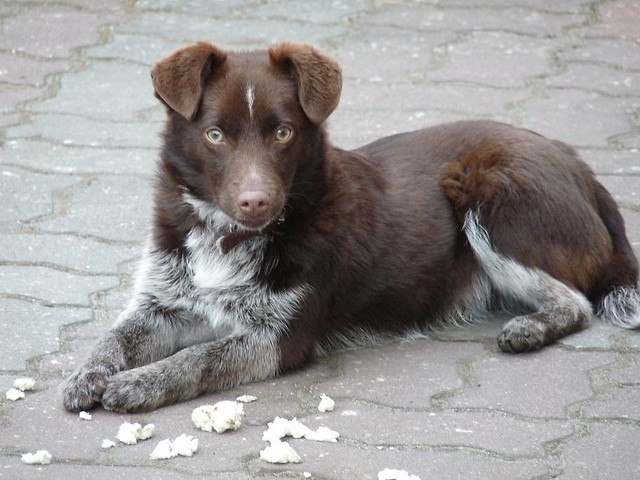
<box><xmin>497</xmin><ymin>316</ymin><xmax>547</xmax><ymax>353</ymax></box>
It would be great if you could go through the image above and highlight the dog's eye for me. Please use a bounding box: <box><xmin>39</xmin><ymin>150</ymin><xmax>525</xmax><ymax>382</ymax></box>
<box><xmin>275</xmin><ymin>126</ymin><xmax>293</xmax><ymax>143</ymax></box>
<box><xmin>205</xmin><ymin>127</ymin><xmax>224</xmax><ymax>144</ymax></box>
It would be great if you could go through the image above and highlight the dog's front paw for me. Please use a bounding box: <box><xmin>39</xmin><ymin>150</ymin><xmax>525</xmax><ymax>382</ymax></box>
<box><xmin>62</xmin><ymin>365</ymin><xmax>113</xmax><ymax>412</ymax></box>
<box><xmin>498</xmin><ymin>316</ymin><xmax>547</xmax><ymax>353</ymax></box>
<box><xmin>101</xmin><ymin>368</ymin><xmax>166</xmax><ymax>413</ymax></box>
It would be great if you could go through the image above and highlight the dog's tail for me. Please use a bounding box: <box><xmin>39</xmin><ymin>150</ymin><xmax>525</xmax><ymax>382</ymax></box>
<box><xmin>591</xmin><ymin>183</ymin><xmax>640</xmax><ymax>329</ymax></box>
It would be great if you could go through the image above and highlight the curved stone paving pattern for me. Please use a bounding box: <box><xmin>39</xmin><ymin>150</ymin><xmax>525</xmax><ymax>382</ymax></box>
<box><xmin>1</xmin><ymin>1</ymin><xmax>639</xmax><ymax>479</ymax></box>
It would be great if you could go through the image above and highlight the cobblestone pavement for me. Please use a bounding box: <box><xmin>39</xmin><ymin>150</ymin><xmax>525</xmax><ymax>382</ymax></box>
<box><xmin>1</xmin><ymin>1</ymin><xmax>639</xmax><ymax>479</ymax></box>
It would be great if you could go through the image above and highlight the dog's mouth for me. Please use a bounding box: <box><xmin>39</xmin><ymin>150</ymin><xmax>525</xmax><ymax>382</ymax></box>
<box><xmin>216</xmin><ymin>211</ymin><xmax>285</xmax><ymax>254</ymax></box>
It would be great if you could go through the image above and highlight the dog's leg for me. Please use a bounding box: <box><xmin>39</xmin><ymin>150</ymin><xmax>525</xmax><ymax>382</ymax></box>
<box><xmin>62</xmin><ymin>298</ymin><xmax>214</xmax><ymax>412</ymax></box>
<box><xmin>100</xmin><ymin>329</ymin><xmax>278</xmax><ymax>412</ymax></box>
<box><xmin>463</xmin><ymin>210</ymin><xmax>593</xmax><ymax>352</ymax></box>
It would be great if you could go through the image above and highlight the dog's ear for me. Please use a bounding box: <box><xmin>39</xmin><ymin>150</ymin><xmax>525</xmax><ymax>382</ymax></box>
<box><xmin>269</xmin><ymin>43</ymin><xmax>342</xmax><ymax>124</ymax></box>
<box><xmin>151</xmin><ymin>42</ymin><xmax>227</xmax><ymax>121</ymax></box>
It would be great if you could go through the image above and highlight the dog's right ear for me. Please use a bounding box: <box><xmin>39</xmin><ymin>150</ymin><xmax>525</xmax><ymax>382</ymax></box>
<box><xmin>151</xmin><ymin>42</ymin><xmax>227</xmax><ymax>121</ymax></box>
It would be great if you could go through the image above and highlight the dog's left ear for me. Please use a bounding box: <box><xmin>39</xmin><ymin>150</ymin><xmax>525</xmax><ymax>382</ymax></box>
<box><xmin>269</xmin><ymin>43</ymin><xmax>342</xmax><ymax>124</ymax></box>
<box><xmin>151</xmin><ymin>42</ymin><xmax>228</xmax><ymax>120</ymax></box>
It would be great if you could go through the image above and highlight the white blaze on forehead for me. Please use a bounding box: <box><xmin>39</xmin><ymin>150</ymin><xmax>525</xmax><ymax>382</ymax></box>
<box><xmin>246</xmin><ymin>83</ymin><xmax>256</xmax><ymax>118</ymax></box>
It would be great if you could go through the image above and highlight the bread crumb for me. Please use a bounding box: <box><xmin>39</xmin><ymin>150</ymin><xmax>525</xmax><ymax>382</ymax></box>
<box><xmin>150</xmin><ymin>434</ymin><xmax>198</xmax><ymax>460</ymax></box>
<box><xmin>263</xmin><ymin>417</ymin><xmax>339</xmax><ymax>443</ymax></box>
<box><xmin>317</xmin><ymin>393</ymin><xmax>335</xmax><ymax>412</ymax></box>
<box><xmin>378</xmin><ymin>468</ymin><xmax>421</xmax><ymax>480</ymax></box>
<box><xmin>116</xmin><ymin>422</ymin><xmax>155</xmax><ymax>445</ymax></box>
<box><xmin>236</xmin><ymin>394</ymin><xmax>258</xmax><ymax>403</ymax></box>
<box><xmin>21</xmin><ymin>450</ymin><xmax>52</xmax><ymax>465</ymax></box>
<box><xmin>149</xmin><ymin>439</ymin><xmax>173</xmax><ymax>460</ymax></box>
<box><xmin>13</xmin><ymin>377</ymin><xmax>36</xmax><ymax>391</ymax></box>
<box><xmin>191</xmin><ymin>401</ymin><xmax>244</xmax><ymax>433</ymax></box>
<box><xmin>101</xmin><ymin>439</ymin><xmax>116</xmax><ymax>449</ymax></box>
<box><xmin>6</xmin><ymin>388</ymin><xmax>25</xmax><ymax>401</ymax></box>
<box><xmin>304</xmin><ymin>473</ymin><xmax>312</xmax><ymax>479</ymax></box>
<box><xmin>304</xmin><ymin>426</ymin><xmax>339</xmax><ymax>443</ymax></box>
<box><xmin>260</xmin><ymin>439</ymin><xmax>302</xmax><ymax>464</ymax></box>
<box><xmin>79</xmin><ymin>411</ymin><xmax>92</xmax><ymax>421</ymax></box>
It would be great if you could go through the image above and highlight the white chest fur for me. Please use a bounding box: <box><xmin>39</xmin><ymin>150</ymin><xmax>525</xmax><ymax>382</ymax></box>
<box><xmin>130</xmin><ymin>225</ymin><xmax>307</xmax><ymax>337</ymax></box>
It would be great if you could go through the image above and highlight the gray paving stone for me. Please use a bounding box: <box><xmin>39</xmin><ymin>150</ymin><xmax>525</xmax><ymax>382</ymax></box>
<box><xmin>425</xmin><ymin>32</ymin><xmax>561</xmax><ymax>88</ymax></box>
<box><xmin>58</xmin><ymin>0</ymin><xmax>125</xmax><ymax>10</ymax></box>
<box><xmin>0</xmin><ymin>266</ymin><xmax>118</xmax><ymax>306</ymax></box>
<box><xmin>598</xmin><ymin>175</ymin><xmax>640</xmax><ymax>207</ymax></box>
<box><xmin>559</xmin><ymin>38</ymin><xmax>640</xmax><ymax>70</ymax></box>
<box><xmin>545</xmin><ymin>63</ymin><xmax>640</xmax><ymax>96</ymax></box>
<box><xmin>582</xmin><ymin>386</ymin><xmax>640</xmax><ymax>420</ymax></box>
<box><xmin>117</xmin><ymin>13</ymin><xmax>346</xmax><ymax>47</ymax></box>
<box><xmin>249</xmin><ymin>443</ymin><xmax>549</xmax><ymax>480</ymax></box>
<box><xmin>2</xmin><ymin>139</ymin><xmax>156</xmax><ymax>176</ymax></box>
<box><xmin>606</xmin><ymin>355</ymin><xmax>640</xmax><ymax>384</ymax></box>
<box><xmin>0</xmin><ymin>462</ymin><xmax>212</xmax><ymax>480</ymax></box>
<box><xmin>0</xmin><ymin>5</ymin><xmax>118</xmax><ymax>59</ymax></box>
<box><xmin>312</xmin><ymin>339</ymin><xmax>486</xmax><ymax>409</ymax></box>
<box><xmin>86</xmin><ymin>33</ymin><xmax>181</xmax><ymax>66</ymax></box>
<box><xmin>0</xmin><ymin>233</ymin><xmax>139</xmax><ymax>274</ymax></box>
<box><xmin>36</xmin><ymin>175</ymin><xmax>152</xmax><ymax>243</ymax></box>
<box><xmin>560</xmin><ymin>424</ymin><xmax>640</xmax><ymax>479</ymax></box>
<box><xmin>516</xmin><ymin>89</ymin><xmax>633</xmax><ymax>147</ymax></box>
<box><xmin>337</xmin><ymin>81</ymin><xmax>532</xmax><ymax>120</ymax></box>
<box><xmin>0</xmin><ymin>85</ymin><xmax>47</xmax><ymax>114</ymax></box>
<box><xmin>448</xmin><ymin>349</ymin><xmax>618</xmax><ymax>417</ymax></box>
<box><xmin>360</xmin><ymin>4</ymin><xmax>585</xmax><ymax>36</ymax></box>
<box><xmin>581</xmin><ymin>147</ymin><xmax>640</xmax><ymax>175</ymax></box>
<box><xmin>0</xmin><ymin>53</ymin><xmax>69</xmax><ymax>87</ymax></box>
<box><xmin>0</xmin><ymin>166</ymin><xmax>81</xmax><ymax>230</ymax></box>
<box><xmin>0</xmin><ymin>299</ymin><xmax>90</xmax><ymax>371</ymax></box>
<box><xmin>558</xmin><ymin>321</ymin><xmax>621</xmax><ymax>350</ymax></box>
<box><xmin>384</xmin><ymin>0</ymin><xmax>592</xmax><ymax>13</ymax></box>
<box><xmin>615</xmin><ymin>132</ymin><xmax>640</xmax><ymax>149</ymax></box>
<box><xmin>299</xmin><ymin>400</ymin><xmax>573</xmax><ymax>457</ymax></box>
<box><xmin>33</xmin><ymin>61</ymin><xmax>158</xmax><ymax>121</ymax></box>
<box><xmin>134</xmin><ymin>0</ymin><xmax>266</xmax><ymax>14</ymax></box>
<box><xmin>329</xmin><ymin>108</ymin><xmax>470</xmax><ymax>149</ymax></box>
<box><xmin>246</xmin><ymin>0</ymin><xmax>369</xmax><ymax>23</ymax></box>
<box><xmin>5</xmin><ymin>113</ymin><xmax>162</xmax><ymax>149</ymax></box>
<box><xmin>335</xmin><ymin>28</ymin><xmax>457</xmax><ymax>83</ymax></box>
<box><xmin>582</xmin><ymin>0</ymin><xmax>640</xmax><ymax>42</ymax></box>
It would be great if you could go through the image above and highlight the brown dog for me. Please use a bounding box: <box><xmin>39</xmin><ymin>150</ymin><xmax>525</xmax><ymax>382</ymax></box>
<box><xmin>63</xmin><ymin>42</ymin><xmax>639</xmax><ymax>413</ymax></box>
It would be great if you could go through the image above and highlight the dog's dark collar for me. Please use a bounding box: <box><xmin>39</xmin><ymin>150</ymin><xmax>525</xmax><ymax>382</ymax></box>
<box><xmin>215</xmin><ymin>213</ymin><xmax>285</xmax><ymax>254</ymax></box>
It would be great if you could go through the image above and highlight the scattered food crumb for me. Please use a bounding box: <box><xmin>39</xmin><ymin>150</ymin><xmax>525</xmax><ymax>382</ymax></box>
<box><xmin>79</xmin><ymin>411</ymin><xmax>92</xmax><ymax>421</ymax></box>
<box><xmin>5</xmin><ymin>388</ymin><xmax>25</xmax><ymax>401</ymax></box>
<box><xmin>304</xmin><ymin>473</ymin><xmax>312</xmax><ymax>479</ymax></box>
<box><xmin>236</xmin><ymin>394</ymin><xmax>258</xmax><ymax>403</ymax></box>
<box><xmin>263</xmin><ymin>417</ymin><xmax>339</xmax><ymax>443</ymax></box>
<box><xmin>101</xmin><ymin>439</ymin><xmax>116</xmax><ymax>449</ymax></box>
<box><xmin>317</xmin><ymin>393</ymin><xmax>335</xmax><ymax>412</ymax></box>
<box><xmin>378</xmin><ymin>468</ymin><xmax>421</xmax><ymax>480</ymax></box>
<box><xmin>192</xmin><ymin>401</ymin><xmax>244</xmax><ymax>433</ymax></box>
<box><xmin>13</xmin><ymin>377</ymin><xmax>36</xmax><ymax>391</ymax></box>
<box><xmin>263</xmin><ymin>417</ymin><xmax>311</xmax><ymax>442</ymax></box>
<box><xmin>150</xmin><ymin>434</ymin><xmax>198</xmax><ymax>460</ymax></box>
<box><xmin>116</xmin><ymin>422</ymin><xmax>155</xmax><ymax>445</ymax></box>
<box><xmin>260</xmin><ymin>439</ymin><xmax>302</xmax><ymax>464</ymax></box>
<box><xmin>149</xmin><ymin>439</ymin><xmax>173</xmax><ymax>460</ymax></box>
<box><xmin>21</xmin><ymin>450</ymin><xmax>52</xmax><ymax>465</ymax></box>
<box><xmin>304</xmin><ymin>426</ymin><xmax>340</xmax><ymax>443</ymax></box>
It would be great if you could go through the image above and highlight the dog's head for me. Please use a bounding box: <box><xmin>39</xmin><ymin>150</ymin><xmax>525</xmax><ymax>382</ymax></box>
<box><xmin>151</xmin><ymin>42</ymin><xmax>342</xmax><ymax>233</ymax></box>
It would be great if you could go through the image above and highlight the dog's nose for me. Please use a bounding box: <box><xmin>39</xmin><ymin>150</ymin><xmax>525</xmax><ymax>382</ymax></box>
<box><xmin>237</xmin><ymin>190</ymin><xmax>270</xmax><ymax>218</ymax></box>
